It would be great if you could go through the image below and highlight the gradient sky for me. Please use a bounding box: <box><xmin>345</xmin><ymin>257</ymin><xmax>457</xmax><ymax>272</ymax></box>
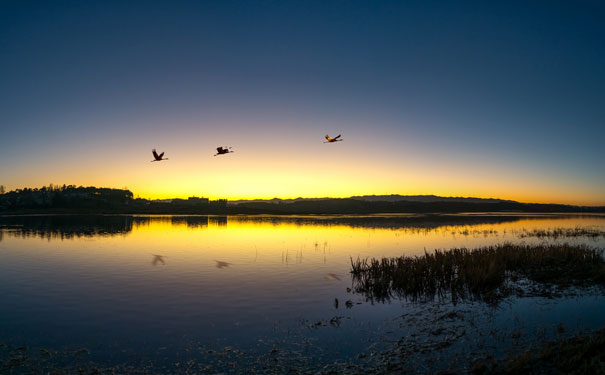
<box><xmin>1</xmin><ymin>1</ymin><xmax>604</xmax><ymax>205</ymax></box>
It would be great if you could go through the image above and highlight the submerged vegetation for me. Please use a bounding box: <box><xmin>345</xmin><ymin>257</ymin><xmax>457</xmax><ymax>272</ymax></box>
<box><xmin>351</xmin><ymin>243</ymin><xmax>605</xmax><ymax>303</ymax></box>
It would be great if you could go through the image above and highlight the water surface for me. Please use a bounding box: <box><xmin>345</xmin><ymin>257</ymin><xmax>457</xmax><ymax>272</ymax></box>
<box><xmin>1</xmin><ymin>214</ymin><xmax>604</xmax><ymax>372</ymax></box>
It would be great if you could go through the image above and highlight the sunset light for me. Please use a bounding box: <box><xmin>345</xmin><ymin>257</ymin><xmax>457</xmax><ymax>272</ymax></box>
<box><xmin>1</xmin><ymin>2</ymin><xmax>604</xmax><ymax>374</ymax></box>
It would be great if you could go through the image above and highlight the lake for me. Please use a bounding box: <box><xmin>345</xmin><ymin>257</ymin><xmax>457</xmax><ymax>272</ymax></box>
<box><xmin>1</xmin><ymin>213</ymin><xmax>604</xmax><ymax>373</ymax></box>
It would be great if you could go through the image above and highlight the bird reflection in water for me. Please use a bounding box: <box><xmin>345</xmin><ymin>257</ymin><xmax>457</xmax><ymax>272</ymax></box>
<box><xmin>152</xmin><ymin>254</ymin><xmax>166</xmax><ymax>266</ymax></box>
<box><xmin>214</xmin><ymin>260</ymin><xmax>232</xmax><ymax>269</ymax></box>
<box><xmin>325</xmin><ymin>273</ymin><xmax>341</xmax><ymax>281</ymax></box>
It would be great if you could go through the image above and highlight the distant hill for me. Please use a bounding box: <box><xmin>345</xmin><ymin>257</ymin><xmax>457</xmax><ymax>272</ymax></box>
<box><xmin>228</xmin><ymin>197</ymin><xmax>334</xmax><ymax>205</ymax></box>
<box><xmin>228</xmin><ymin>195</ymin><xmax>514</xmax><ymax>205</ymax></box>
<box><xmin>351</xmin><ymin>195</ymin><xmax>514</xmax><ymax>203</ymax></box>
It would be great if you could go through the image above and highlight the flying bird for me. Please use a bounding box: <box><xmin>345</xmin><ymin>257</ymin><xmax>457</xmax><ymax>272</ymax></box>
<box><xmin>324</xmin><ymin>134</ymin><xmax>342</xmax><ymax>143</ymax></box>
<box><xmin>151</xmin><ymin>149</ymin><xmax>168</xmax><ymax>162</ymax></box>
<box><xmin>214</xmin><ymin>147</ymin><xmax>234</xmax><ymax>156</ymax></box>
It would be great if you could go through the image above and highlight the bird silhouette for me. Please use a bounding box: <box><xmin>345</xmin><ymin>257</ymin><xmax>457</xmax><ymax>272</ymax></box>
<box><xmin>214</xmin><ymin>260</ymin><xmax>232</xmax><ymax>269</ymax></box>
<box><xmin>152</xmin><ymin>254</ymin><xmax>166</xmax><ymax>265</ymax></box>
<box><xmin>214</xmin><ymin>147</ymin><xmax>233</xmax><ymax>156</ymax></box>
<box><xmin>324</xmin><ymin>134</ymin><xmax>343</xmax><ymax>143</ymax></box>
<box><xmin>151</xmin><ymin>149</ymin><xmax>168</xmax><ymax>162</ymax></box>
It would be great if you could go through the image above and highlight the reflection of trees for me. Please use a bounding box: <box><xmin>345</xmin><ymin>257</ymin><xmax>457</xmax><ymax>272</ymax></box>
<box><xmin>171</xmin><ymin>216</ymin><xmax>209</xmax><ymax>228</ymax></box>
<box><xmin>3</xmin><ymin>214</ymin><xmax>594</xmax><ymax>241</ymax></box>
<box><xmin>131</xmin><ymin>216</ymin><xmax>211</xmax><ymax>229</ymax></box>
<box><xmin>210</xmin><ymin>216</ymin><xmax>228</xmax><ymax>227</ymax></box>
<box><xmin>0</xmin><ymin>215</ymin><xmax>134</xmax><ymax>240</ymax></box>
<box><xmin>226</xmin><ymin>214</ymin><xmax>527</xmax><ymax>230</ymax></box>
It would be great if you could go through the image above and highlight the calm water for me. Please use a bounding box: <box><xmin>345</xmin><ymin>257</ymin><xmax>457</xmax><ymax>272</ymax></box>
<box><xmin>1</xmin><ymin>214</ymin><xmax>604</xmax><ymax>372</ymax></box>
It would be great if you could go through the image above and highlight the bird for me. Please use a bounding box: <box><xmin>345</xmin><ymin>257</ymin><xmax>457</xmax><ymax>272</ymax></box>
<box><xmin>325</xmin><ymin>273</ymin><xmax>342</xmax><ymax>281</ymax></box>
<box><xmin>151</xmin><ymin>149</ymin><xmax>168</xmax><ymax>162</ymax></box>
<box><xmin>214</xmin><ymin>147</ymin><xmax>234</xmax><ymax>156</ymax></box>
<box><xmin>324</xmin><ymin>134</ymin><xmax>343</xmax><ymax>143</ymax></box>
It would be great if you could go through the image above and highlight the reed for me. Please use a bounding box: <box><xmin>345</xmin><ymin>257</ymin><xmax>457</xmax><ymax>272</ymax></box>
<box><xmin>516</xmin><ymin>227</ymin><xmax>605</xmax><ymax>239</ymax></box>
<box><xmin>351</xmin><ymin>243</ymin><xmax>605</xmax><ymax>303</ymax></box>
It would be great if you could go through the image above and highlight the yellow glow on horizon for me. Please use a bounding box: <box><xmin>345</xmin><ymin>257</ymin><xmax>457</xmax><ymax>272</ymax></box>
<box><xmin>4</xmin><ymin>145</ymin><xmax>604</xmax><ymax>206</ymax></box>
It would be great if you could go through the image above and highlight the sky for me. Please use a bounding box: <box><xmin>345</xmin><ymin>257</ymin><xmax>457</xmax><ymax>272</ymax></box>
<box><xmin>1</xmin><ymin>0</ymin><xmax>604</xmax><ymax>205</ymax></box>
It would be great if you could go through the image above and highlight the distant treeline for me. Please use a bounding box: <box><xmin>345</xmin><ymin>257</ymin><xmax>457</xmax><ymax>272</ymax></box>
<box><xmin>234</xmin><ymin>198</ymin><xmax>605</xmax><ymax>214</ymax></box>
<box><xmin>0</xmin><ymin>185</ymin><xmax>603</xmax><ymax>214</ymax></box>
<box><xmin>0</xmin><ymin>185</ymin><xmax>133</xmax><ymax>211</ymax></box>
<box><xmin>0</xmin><ymin>185</ymin><xmax>228</xmax><ymax>214</ymax></box>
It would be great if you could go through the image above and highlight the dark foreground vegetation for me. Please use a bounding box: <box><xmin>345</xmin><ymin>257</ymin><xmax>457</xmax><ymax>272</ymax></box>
<box><xmin>2</xmin><ymin>327</ymin><xmax>605</xmax><ymax>375</ymax></box>
<box><xmin>1</xmin><ymin>185</ymin><xmax>604</xmax><ymax>214</ymax></box>
<box><xmin>487</xmin><ymin>328</ymin><xmax>605</xmax><ymax>375</ymax></box>
<box><xmin>351</xmin><ymin>243</ymin><xmax>605</xmax><ymax>303</ymax></box>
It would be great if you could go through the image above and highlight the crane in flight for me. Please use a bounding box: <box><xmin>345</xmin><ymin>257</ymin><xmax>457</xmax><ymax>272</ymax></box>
<box><xmin>214</xmin><ymin>146</ymin><xmax>234</xmax><ymax>156</ymax></box>
<box><xmin>324</xmin><ymin>134</ymin><xmax>343</xmax><ymax>143</ymax></box>
<box><xmin>151</xmin><ymin>149</ymin><xmax>168</xmax><ymax>162</ymax></box>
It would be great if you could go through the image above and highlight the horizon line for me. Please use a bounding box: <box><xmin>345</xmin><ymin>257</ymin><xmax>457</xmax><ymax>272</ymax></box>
<box><xmin>2</xmin><ymin>184</ymin><xmax>604</xmax><ymax>207</ymax></box>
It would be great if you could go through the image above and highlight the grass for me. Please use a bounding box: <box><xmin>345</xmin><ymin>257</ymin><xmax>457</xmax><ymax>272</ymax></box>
<box><xmin>350</xmin><ymin>243</ymin><xmax>605</xmax><ymax>303</ymax></box>
<box><xmin>515</xmin><ymin>227</ymin><xmax>605</xmax><ymax>239</ymax></box>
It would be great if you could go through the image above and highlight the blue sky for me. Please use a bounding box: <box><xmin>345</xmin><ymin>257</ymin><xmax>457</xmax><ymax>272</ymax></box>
<box><xmin>1</xmin><ymin>1</ymin><xmax>604</xmax><ymax>204</ymax></box>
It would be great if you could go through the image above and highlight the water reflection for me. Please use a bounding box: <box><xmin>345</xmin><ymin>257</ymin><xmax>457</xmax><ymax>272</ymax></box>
<box><xmin>214</xmin><ymin>260</ymin><xmax>231</xmax><ymax>269</ymax></box>
<box><xmin>2</xmin><ymin>214</ymin><xmax>604</xmax><ymax>241</ymax></box>
<box><xmin>0</xmin><ymin>214</ymin><xmax>604</xmax><ymax>373</ymax></box>
<box><xmin>152</xmin><ymin>254</ymin><xmax>166</xmax><ymax>266</ymax></box>
<box><xmin>170</xmin><ymin>216</ymin><xmax>208</xmax><ymax>228</ymax></box>
<box><xmin>210</xmin><ymin>216</ymin><xmax>228</xmax><ymax>226</ymax></box>
<box><xmin>0</xmin><ymin>215</ymin><xmax>135</xmax><ymax>240</ymax></box>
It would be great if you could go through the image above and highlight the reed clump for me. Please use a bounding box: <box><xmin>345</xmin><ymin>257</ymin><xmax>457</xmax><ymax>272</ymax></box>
<box><xmin>516</xmin><ymin>227</ymin><xmax>605</xmax><ymax>239</ymax></box>
<box><xmin>350</xmin><ymin>243</ymin><xmax>605</xmax><ymax>303</ymax></box>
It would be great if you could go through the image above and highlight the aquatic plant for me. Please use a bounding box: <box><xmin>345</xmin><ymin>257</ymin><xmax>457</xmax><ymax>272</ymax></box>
<box><xmin>350</xmin><ymin>243</ymin><xmax>605</xmax><ymax>303</ymax></box>
<box><xmin>515</xmin><ymin>226</ymin><xmax>605</xmax><ymax>239</ymax></box>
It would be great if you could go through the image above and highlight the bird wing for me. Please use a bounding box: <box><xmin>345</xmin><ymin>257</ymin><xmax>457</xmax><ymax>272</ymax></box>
<box><xmin>152</xmin><ymin>149</ymin><xmax>159</xmax><ymax>159</ymax></box>
<box><xmin>334</xmin><ymin>134</ymin><xmax>341</xmax><ymax>140</ymax></box>
<box><xmin>159</xmin><ymin>152</ymin><xmax>164</xmax><ymax>159</ymax></box>
<box><xmin>217</xmin><ymin>147</ymin><xmax>223</xmax><ymax>153</ymax></box>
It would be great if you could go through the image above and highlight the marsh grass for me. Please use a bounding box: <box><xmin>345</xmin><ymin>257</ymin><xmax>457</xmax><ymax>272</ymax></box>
<box><xmin>515</xmin><ymin>227</ymin><xmax>605</xmax><ymax>239</ymax></box>
<box><xmin>350</xmin><ymin>243</ymin><xmax>605</xmax><ymax>303</ymax></box>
